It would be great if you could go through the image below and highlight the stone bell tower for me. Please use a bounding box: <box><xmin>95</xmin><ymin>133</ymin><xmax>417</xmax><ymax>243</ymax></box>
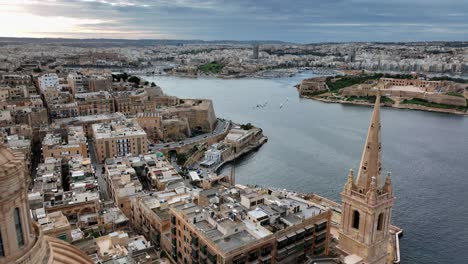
<box><xmin>338</xmin><ymin>95</ymin><xmax>394</xmax><ymax>264</ymax></box>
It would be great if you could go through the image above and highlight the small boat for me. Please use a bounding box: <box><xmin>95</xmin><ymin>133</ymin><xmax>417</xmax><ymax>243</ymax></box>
<box><xmin>279</xmin><ymin>103</ymin><xmax>283</xmax><ymax>108</ymax></box>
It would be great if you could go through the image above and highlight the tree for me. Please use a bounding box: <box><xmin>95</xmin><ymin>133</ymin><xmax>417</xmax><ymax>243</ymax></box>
<box><xmin>33</xmin><ymin>67</ymin><xmax>42</xmax><ymax>73</ymax></box>
<box><xmin>240</xmin><ymin>123</ymin><xmax>254</xmax><ymax>130</ymax></box>
<box><xmin>176</xmin><ymin>153</ymin><xmax>187</xmax><ymax>166</ymax></box>
<box><xmin>151</xmin><ymin>82</ymin><xmax>157</xmax><ymax>87</ymax></box>
<box><xmin>128</xmin><ymin>76</ymin><xmax>141</xmax><ymax>85</ymax></box>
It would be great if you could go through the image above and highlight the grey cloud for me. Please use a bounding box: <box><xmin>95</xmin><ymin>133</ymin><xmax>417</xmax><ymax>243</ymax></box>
<box><xmin>11</xmin><ymin>0</ymin><xmax>468</xmax><ymax>42</ymax></box>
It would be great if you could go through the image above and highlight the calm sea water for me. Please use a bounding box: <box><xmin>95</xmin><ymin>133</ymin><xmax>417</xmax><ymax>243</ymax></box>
<box><xmin>146</xmin><ymin>72</ymin><xmax>468</xmax><ymax>264</ymax></box>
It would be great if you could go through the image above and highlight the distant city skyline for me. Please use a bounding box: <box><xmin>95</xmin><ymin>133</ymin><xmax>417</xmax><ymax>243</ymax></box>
<box><xmin>1</xmin><ymin>0</ymin><xmax>468</xmax><ymax>43</ymax></box>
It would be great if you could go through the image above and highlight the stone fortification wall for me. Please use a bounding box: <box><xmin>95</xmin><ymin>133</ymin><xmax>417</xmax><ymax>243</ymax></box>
<box><xmin>340</xmin><ymin>88</ymin><xmax>466</xmax><ymax>106</ymax></box>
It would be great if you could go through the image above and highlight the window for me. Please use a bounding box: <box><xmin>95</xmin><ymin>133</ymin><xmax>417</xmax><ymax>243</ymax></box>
<box><xmin>377</xmin><ymin>213</ymin><xmax>384</xmax><ymax>231</ymax></box>
<box><xmin>14</xmin><ymin>208</ymin><xmax>24</xmax><ymax>247</ymax></box>
<box><xmin>352</xmin><ymin>210</ymin><xmax>360</xmax><ymax>230</ymax></box>
<box><xmin>0</xmin><ymin>229</ymin><xmax>4</xmax><ymax>256</ymax></box>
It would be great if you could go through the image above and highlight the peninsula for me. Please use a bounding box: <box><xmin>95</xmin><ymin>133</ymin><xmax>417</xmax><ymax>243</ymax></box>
<box><xmin>296</xmin><ymin>72</ymin><xmax>468</xmax><ymax>115</ymax></box>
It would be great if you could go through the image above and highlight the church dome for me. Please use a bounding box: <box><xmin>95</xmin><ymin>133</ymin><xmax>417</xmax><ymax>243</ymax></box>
<box><xmin>0</xmin><ymin>144</ymin><xmax>92</xmax><ymax>264</ymax></box>
<box><xmin>0</xmin><ymin>144</ymin><xmax>27</xmax><ymax>200</ymax></box>
<box><xmin>46</xmin><ymin>236</ymin><xmax>93</xmax><ymax>264</ymax></box>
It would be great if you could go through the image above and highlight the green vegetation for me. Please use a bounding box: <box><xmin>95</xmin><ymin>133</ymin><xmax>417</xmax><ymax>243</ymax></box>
<box><xmin>128</xmin><ymin>76</ymin><xmax>141</xmax><ymax>85</ymax></box>
<box><xmin>151</xmin><ymin>82</ymin><xmax>157</xmax><ymax>87</ymax></box>
<box><xmin>325</xmin><ymin>73</ymin><xmax>416</xmax><ymax>93</ymax></box>
<box><xmin>112</xmin><ymin>72</ymin><xmax>128</xmax><ymax>82</ymax></box>
<box><xmin>198</xmin><ymin>62</ymin><xmax>224</xmax><ymax>74</ymax></box>
<box><xmin>326</xmin><ymin>74</ymin><xmax>383</xmax><ymax>93</ymax></box>
<box><xmin>446</xmin><ymin>92</ymin><xmax>465</xmax><ymax>98</ymax></box>
<box><xmin>401</xmin><ymin>98</ymin><xmax>468</xmax><ymax>111</ymax></box>
<box><xmin>345</xmin><ymin>96</ymin><xmax>395</xmax><ymax>104</ymax></box>
<box><xmin>33</xmin><ymin>67</ymin><xmax>42</xmax><ymax>73</ymax></box>
<box><xmin>176</xmin><ymin>153</ymin><xmax>187</xmax><ymax>166</ymax></box>
<box><xmin>240</xmin><ymin>123</ymin><xmax>254</xmax><ymax>130</ymax></box>
<box><xmin>430</xmin><ymin>76</ymin><xmax>468</xmax><ymax>83</ymax></box>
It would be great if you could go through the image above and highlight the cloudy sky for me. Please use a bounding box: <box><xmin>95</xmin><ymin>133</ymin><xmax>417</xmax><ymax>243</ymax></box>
<box><xmin>1</xmin><ymin>0</ymin><xmax>468</xmax><ymax>42</ymax></box>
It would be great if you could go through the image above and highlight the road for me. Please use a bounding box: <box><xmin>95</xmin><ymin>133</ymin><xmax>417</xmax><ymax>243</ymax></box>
<box><xmin>88</xmin><ymin>138</ymin><xmax>109</xmax><ymax>201</ymax></box>
<box><xmin>150</xmin><ymin>119</ymin><xmax>230</xmax><ymax>151</ymax></box>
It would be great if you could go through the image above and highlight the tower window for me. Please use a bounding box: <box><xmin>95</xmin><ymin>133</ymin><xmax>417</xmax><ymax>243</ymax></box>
<box><xmin>377</xmin><ymin>213</ymin><xmax>384</xmax><ymax>231</ymax></box>
<box><xmin>14</xmin><ymin>208</ymin><xmax>25</xmax><ymax>247</ymax></box>
<box><xmin>352</xmin><ymin>210</ymin><xmax>360</xmax><ymax>230</ymax></box>
<box><xmin>0</xmin><ymin>229</ymin><xmax>4</xmax><ymax>256</ymax></box>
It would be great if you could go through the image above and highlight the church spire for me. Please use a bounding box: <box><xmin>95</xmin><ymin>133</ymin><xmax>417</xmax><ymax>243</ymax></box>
<box><xmin>356</xmin><ymin>95</ymin><xmax>382</xmax><ymax>192</ymax></box>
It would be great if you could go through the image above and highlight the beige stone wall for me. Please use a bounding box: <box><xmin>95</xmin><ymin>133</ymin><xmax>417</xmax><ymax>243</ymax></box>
<box><xmin>340</xmin><ymin>87</ymin><xmax>467</xmax><ymax>106</ymax></box>
<box><xmin>94</xmin><ymin>134</ymin><xmax>148</xmax><ymax>163</ymax></box>
<box><xmin>136</xmin><ymin>115</ymin><xmax>162</xmax><ymax>141</ymax></box>
<box><xmin>77</xmin><ymin>99</ymin><xmax>114</xmax><ymax>116</ymax></box>
<box><xmin>129</xmin><ymin>196</ymin><xmax>170</xmax><ymax>247</ymax></box>
<box><xmin>42</xmin><ymin>143</ymin><xmax>87</xmax><ymax>161</ymax></box>
<box><xmin>161</xmin><ymin>118</ymin><xmax>191</xmax><ymax>142</ymax></box>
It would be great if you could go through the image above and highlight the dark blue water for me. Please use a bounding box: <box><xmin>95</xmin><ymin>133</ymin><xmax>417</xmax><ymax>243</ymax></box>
<box><xmin>146</xmin><ymin>73</ymin><xmax>468</xmax><ymax>264</ymax></box>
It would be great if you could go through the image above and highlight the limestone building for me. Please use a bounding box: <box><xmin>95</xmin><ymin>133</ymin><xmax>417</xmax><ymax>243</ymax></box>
<box><xmin>169</xmin><ymin>187</ymin><xmax>331</xmax><ymax>264</ymax></box>
<box><xmin>75</xmin><ymin>91</ymin><xmax>115</xmax><ymax>116</ymax></box>
<box><xmin>338</xmin><ymin>96</ymin><xmax>395</xmax><ymax>264</ymax></box>
<box><xmin>92</xmin><ymin>120</ymin><xmax>148</xmax><ymax>163</ymax></box>
<box><xmin>42</xmin><ymin>126</ymin><xmax>88</xmax><ymax>161</ymax></box>
<box><xmin>0</xmin><ymin>144</ymin><xmax>92</xmax><ymax>264</ymax></box>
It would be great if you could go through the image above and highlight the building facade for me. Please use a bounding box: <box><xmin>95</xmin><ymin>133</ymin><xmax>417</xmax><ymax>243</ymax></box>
<box><xmin>37</xmin><ymin>73</ymin><xmax>59</xmax><ymax>93</ymax></box>
<box><xmin>92</xmin><ymin>120</ymin><xmax>148</xmax><ymax>163</ymax></box>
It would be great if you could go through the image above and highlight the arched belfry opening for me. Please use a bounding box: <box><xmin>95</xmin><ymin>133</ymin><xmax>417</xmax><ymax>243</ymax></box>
<box><xmin>352</xmin><ymin>210</ymin><xmax>360</xmax><ymax>229</ymax></box>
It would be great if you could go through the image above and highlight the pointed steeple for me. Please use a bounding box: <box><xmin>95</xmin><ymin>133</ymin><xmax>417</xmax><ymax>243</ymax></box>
<box><xmin>356</xmin><ymin>95</ymin><xmax>382</xmax><ymax>192</ymax></box>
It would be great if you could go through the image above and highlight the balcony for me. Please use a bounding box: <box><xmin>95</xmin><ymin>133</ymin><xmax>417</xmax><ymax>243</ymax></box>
<box><xmin>275</xmin><ymin>248</ymin><xmax>287</xmax><ymax>261</ymax></box>
<box><xmin>315</xmin><ymin>222</ymin><xmax>327</xmax><ymax>233</ymax></box>
<box><xmin>207</xmin><ymin>252</ymin><xmax>217</xmax><ymax>264</ymax></box>
<box><xmin>276</xmin><ymin>237</ymin><xmax>287</xmax><ymax>249</ymax></box>
<box><xmin>313</xmin><ymin>246</ymin><xmax>325</xmax><ymax>255</ymax></box>
<box><xmin>232</xmin><ymin>255</ymin><xmax>247</xmax><ymax>264</ymax></box>
<box><xmin>200</xmin><ymin>245</ymin><xmax>207</xmax><ymax>255</ymax></box>
<box><xmin>260</xmin><ymin>246</ymin><xmax>272</xmax><ymax>257</ymax></box>
<box><xmin>315</xmin><ymin>233</ymin><xmax>326</xmax><ymax>245</ymax></box>
<box><xmin>248</xmin><ymin>251</ymin><xmax>259</xmax><ymax>262</ymax></box>
<box><xmin>191</xmin><ymin>237</ymin><xmax>199</xmax><ymax>247</ymax></box>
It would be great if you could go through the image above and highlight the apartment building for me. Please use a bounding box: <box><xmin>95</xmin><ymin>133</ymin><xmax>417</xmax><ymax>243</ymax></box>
<box><xmin>92</xmin><ymin>119</ymin><xmax>148</xmax><ymax>163</ymax></box>
<box><xmin>169</xmin><ymin>187</ymin><xmax>331</xmax><ymax>264</ymax></box>
<box><xmin>75</xmin><ymin>91</ymin><xmax>115</xmax><ymax>116</ymax></box>
<box><xmin>42</xmin><ymin>126</ymin><xmax>88</xmax><ymax>160</ymax></box>
<box><xmin>38</xmin><ymin>73</ymin><xmax>59</xmax><ymax>92</ymax></box>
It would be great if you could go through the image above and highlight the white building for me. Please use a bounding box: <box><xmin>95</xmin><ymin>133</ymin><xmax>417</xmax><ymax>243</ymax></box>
<box><xmin>38</xmin><ymin>73</ymin><xmax>59</xmax><ymax>93</ymax></box>
<box><xmin>200</xmin><ymin>146</ymin><xmax>222</xmax><ymax>167</ymax></box>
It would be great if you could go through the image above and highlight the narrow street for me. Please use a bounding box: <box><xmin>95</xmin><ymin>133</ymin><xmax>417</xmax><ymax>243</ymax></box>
<box><xmin>88</xmin><ymin>139</ymin><xmax>109</xmax><ymax>201</ymax></box>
